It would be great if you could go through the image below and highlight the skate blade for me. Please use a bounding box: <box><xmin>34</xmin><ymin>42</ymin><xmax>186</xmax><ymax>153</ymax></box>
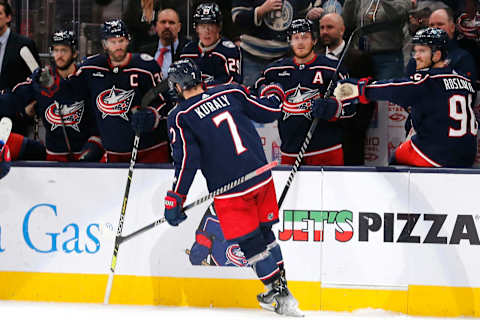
<box><xmin>258</xmin><ymin>302</ymin><xmax>276</xmax><ymax>312</ymax></box>
<box><xmin>260</xmin><ymin>301</ymin><xmax>305</xmax><ymax>317</ymax></box>
<box><xmin>275</xmin><ymin>307</ymin><xmax>305</xmax><ymax>317</ymax></box>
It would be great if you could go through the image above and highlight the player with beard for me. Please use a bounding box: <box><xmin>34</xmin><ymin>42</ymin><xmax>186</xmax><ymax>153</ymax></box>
<box><xmin>335</xmin><ymin>28</ymin><xmax>478</xmax><ymax>168</ymax></box>
<box><xmin>33</xmin><ymin>20</ymin><xmax>171</xmax><ymax>163</ymax></box>
<box><xmin>180</xmin><ymin>2</ymin><xmax>242</xmax><ymax>87</ymax></box>
<box><xmin>0</xmin><ymin>30</ymin><xmax>102</xmax><ymax>161</ymax></box>
<box><xmin>254</xmin><ymin>19</ymin><xmax>349</xmax><ymax>165</ymax></box>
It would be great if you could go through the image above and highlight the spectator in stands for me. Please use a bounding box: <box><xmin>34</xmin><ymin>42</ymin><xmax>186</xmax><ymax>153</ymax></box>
<box><xmin>140</xmin><ymin>8</ymin><xmax>185</xmax><ymax>79</ymax></box>
<box><xmin>406</xmin><ymin>8</ymin><xmax>477</xmax><ymax>84</ymax></box>
<box><xmin>313</xmin><ymin>0</ymin><xmax>344</xmax><ymax>15</ymax></box>
<box><xmin>342</xmin><ymin>0</ymin><xmax>411</xmax><ymax>80</ymax></box>
<box><xmin>0</xmin><ymin>1</ymin><xmax>40</xmax><ymax>136</ymax></box>
<box><xmin>231</xmin><ymin>1</ymin><xmax>323</xmax><ymax>87</ymax></box>
<box><xmin>319</xmin><ymin>13</ymin><xmax>376</xmax><ymax>165</ymax></box>
<box><xmin>123</xmin><ymin>0</ymin><xmax>160</xmax><ymax>52</ymax></box>
<box><xmin>408</xmin><ymin>3</ymin><xmax>434</xmax><ymax>36</ymax></box>
<box><xmin>456</xmin><ymin>0</ymin><xmax>480</xmax><ymax>89</ymax></box>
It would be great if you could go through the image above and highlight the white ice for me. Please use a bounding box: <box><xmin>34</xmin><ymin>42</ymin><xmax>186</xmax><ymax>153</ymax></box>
<box><xmin>0</xmin><ymin>301</ymin><xmax>475</xmax><ymax>320</ymax></box>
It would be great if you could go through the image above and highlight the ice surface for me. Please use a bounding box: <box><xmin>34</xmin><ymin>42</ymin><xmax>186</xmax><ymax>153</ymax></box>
<box><xmin>0</xmin><ymin>301</ymin><xmax>475</xmax><ymax>320</ymax></box>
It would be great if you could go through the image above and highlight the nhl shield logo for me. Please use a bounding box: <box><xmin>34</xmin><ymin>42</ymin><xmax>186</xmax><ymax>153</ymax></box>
<box><xmin>45</xmin><ymin>100</ymin><xmax>84</xmax><ymax>132</ymax></box>
<box><xmin>283</xmin><ymin>84</ymin><xmax>322</xmax><ymax>120</ymax></box>
<box><xmin>96</xmin><ymin>86</ymin><xmax>135</xmax><ymax>120</ymax></box>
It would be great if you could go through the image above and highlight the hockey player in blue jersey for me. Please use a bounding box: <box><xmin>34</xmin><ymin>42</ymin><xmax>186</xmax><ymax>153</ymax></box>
<box><xmin>0</xmin><ymin>30</ymin><xmax>103</xmax><ymax>162</ymax></box>
<box><xmin>255</xmin><ymin>19</ymin><xmax>349</xmax><ymax>166</ymax></box>
<box><xmin>335</xmin><ymin>28</ymin><xmax>478</xmax><ymax>168</ymax></box>
<box><xmin>187</xmin><ymin>204</ymin><xmax>248</xmax><ymax>267</ymax></box>
<box><xmin>180</xmin><ymin>3</ymin><xmax>242</xmax><ymax>87</ymax></box>
<box><xmin>162</xmin><ymin>58</ymin><xmax>303</xmax><ymax>316</ymax></box>
<box><xmin>33</xmin><ymin>20</ymin><xmax>170</xmax><ymax>163</ymax></box>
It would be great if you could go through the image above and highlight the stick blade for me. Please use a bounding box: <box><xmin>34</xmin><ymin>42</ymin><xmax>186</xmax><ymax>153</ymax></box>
<box><xmin>19</xmin><ymin>46</ymin><xmax>40</xmax><ymax>73</ymax></box>
<box><xmin>0</xmin><ymin>117</ymin><xmax>12</xmax><ymax>143</ymax></box>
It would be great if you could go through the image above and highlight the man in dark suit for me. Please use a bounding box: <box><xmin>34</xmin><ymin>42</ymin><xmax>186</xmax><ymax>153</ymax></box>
<box><xmin>140</xmin><ymin>8</ymin><xmax>186</xmax><ymax>79</ymax></box>
<box><xmin>0</xmin><ymin>2</ymin><xmax>40</xmax><ymax>135</ymax></box>
<box><xmin>319</xmin><ymin>13</ymin><xmax>376</xmax><ymax>165</ymax></box>
<box><xmin>0</xmin><ymin>2</ymin><xmax>40</xmax><ymax>91</ymax></box>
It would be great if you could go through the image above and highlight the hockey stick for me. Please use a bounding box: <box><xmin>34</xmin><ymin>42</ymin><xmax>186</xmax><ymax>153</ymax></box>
<box><xmin>0</xmin><ymin>117</ymin><xmax>12</xmax><ymax>144</ymax></box>
<box><xmin>104</xmin><ymin>160</ymin><xmax>279</xmax><ymax>245</ymax></box>
<box><xmin>19</xmin><ymin>47</ymin><xmax>44</xmax><ymax>143</ymax></box>
<box><xmin>277</xmin><ymin>22</ymin><xmax>389</xmax><ymax>209</ymax></box>
<box><xmin>103</xmin><ymin>82</ymin><xmax>167</xmax><ymax>304</ymax></box>
<box><xmin>20</xmin><ymin>46</ymin><xmax>40</xmax><ymax>73</ymax></box>
<box><xmin>57</xmin><ymin>103</ymin><xmax>74</xmax><ymax>161</ymax></box>
<box><xmin>22</xmin><ymin>47</ymin><xmax>73</xmax><ymax>154</ymax></box>
<box><xmin>103</xmin><ymin>134</ymin><xmax>140</xmax><ymax>304</ymax></box>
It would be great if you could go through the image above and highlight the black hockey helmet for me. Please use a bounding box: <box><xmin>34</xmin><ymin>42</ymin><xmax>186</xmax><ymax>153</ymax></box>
<box><xmin>412</xmin><ymin>27</ymin><xmax>448</xmax><ymax>58</ymax></box>
<box><xmin>101</xmin><ymin>19</ymin><xmax>130</xmax><ymax>40</ymax></box>
<box><xmin>193</xmin><ymin>2</ymin><xmax>223</xmax><ymax>29</ymax></box>
<box><xmin>287</xmin><ymin>19</ymin><xmax>316</xmax><ymax>41</ymax></box>
<box><xmin>168</xmin><ymin>58</ymin><xmax>203</xmax><ymax>91</ymax></box>
<box><xmin>50</xmin><ymin>30</ymin><xmax>77</xmax><ymax>51</ymax></box>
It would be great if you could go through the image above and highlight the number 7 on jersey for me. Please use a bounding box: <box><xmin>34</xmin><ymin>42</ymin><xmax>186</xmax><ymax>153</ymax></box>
<box><xmin>212</xmin><ymin>111</ymin><xmax>247</xmax><ymax>155</ymax></box>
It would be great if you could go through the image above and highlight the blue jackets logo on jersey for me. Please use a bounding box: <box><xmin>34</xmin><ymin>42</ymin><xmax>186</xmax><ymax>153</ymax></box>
<box><xmin>96</xmin><ymin>86</ymin><xmax>135</xmax><ymax>120</ymax></box>
<box><xmin>45</xmin><ymin>100</ymin><xmax>85</xmax><ymax>132</ymax></box>
<box><xmin>225</xmin><ymin>244</ymin><xmax>248</xmax><ymax>267</ymax></box>
<box><xmin>283</xmin><ymin>84</ymin><xmax>321</xmax><ymax>120</ymax></box>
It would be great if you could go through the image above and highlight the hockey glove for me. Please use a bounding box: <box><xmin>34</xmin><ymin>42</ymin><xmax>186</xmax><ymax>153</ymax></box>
<box><xmin>31</xmin><ymin>66</ymin><xmax>60</xmax><ymax>98</ymax></box>
<box><xmin>164</xmin><ymin>191</ymin><xmax>187</xmax><ymax>226</ymax></box>
<box><xmin>130</xmin><ymin>106</ymin><xmax>160</xmax><ymax>134</ymax></box>
<box><xmin>312</xmin><ymin>97</ymin><xmax>357</xmax><ymax>121</ymax></box>
<box><xmin>163</xmin><ymin>87</ymin><xmax>180</xmax><ymax>108</ymax></box>
<box><xmin>334</xmin><ymin>77</ymin><xmax>372</xmax><ymax>104</ymax></box>
<box><xmin>189</xmin><ymin>231</ymin><xmax>213</xmax><ymax>265</ymax></box>
<box><xmin>0</xmin><ymin>141</ymin><xmax>11</xmax><ymax>180</ymax></box>
<box><xmin>78</xmin><ymin>136</ymin><xmax>104</xmax><ymax>162</ymax></box>
<box><xmin>259</xmin><ymin>82</ymin><xmax>285</xmax><ymax>102</ymax></box>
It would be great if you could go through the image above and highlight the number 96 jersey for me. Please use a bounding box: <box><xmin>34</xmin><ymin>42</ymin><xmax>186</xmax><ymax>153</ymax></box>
<box><xmin>167</xmin><ymin>83</ymin><xmax>281</xmax><ymax>196</ymax></box>
<box><xmin>367</xmin><ymin>67</ymin><xmax>478</xmax><ymax>168</ymax></box>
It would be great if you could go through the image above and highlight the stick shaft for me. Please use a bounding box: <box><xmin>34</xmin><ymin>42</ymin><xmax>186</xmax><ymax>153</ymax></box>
<box><xmin>118</xmin><ymin>161</ymin><xmax>279</xmax><ymax>244</ymax></box>
<box><xmin>103</xmin><ymin>134</ymin><xmax>140</xmax><ymax>304</ymax></box>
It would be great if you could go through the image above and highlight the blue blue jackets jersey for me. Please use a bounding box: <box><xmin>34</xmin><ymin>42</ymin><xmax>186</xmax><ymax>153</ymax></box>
<box><xmin>366</xmin><ymin>67</ymin><xmax>478</xmax><ymax>167</ymax></box>
<box><xmin>167</xmin><ymin>83</ymin><xmax>281</xmax><ymax>196</ymax></box>
<box><xmin>0</xmin><ymin>67</ymin><xmax>98</xmax><ymax>154</ymax></box>
<box><xmin>255</xmin><ymin>54</ymin><xmax>347</xmax><ymax>156</ymax></box>
<box><xmin>61</xmin><ymin>53</ymin><xmax>167</xmax><ymax>153</ymax></box>
<box><xmin>180</xmin><ymin>37</ymin><xmax>242</xmax><ymax>87</ymax></box>
<box><xmin>406</xmin><ymin>39</ymin><xmax>478</xmax><ymax>85</ymax></box>
<box><xmin>189</xmin><ymin>205</ymin><xmax>247</xmax><ymax>267</ymax></box>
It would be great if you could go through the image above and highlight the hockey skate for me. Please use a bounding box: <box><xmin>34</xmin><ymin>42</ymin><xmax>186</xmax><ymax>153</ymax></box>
<box><xmin>257</xmin><ymin>277</ymin><xmax>304</xmax><ymax>317</ymax></box>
